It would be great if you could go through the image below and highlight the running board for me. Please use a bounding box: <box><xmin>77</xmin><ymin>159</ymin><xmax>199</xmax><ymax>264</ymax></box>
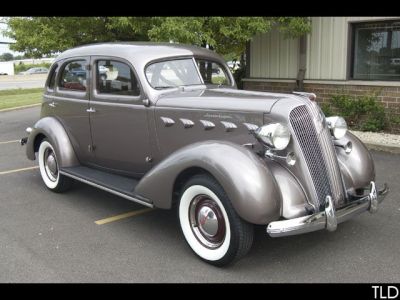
<box><xmin>59</xmin><ymin>166</ymin><xmax>153</xmax><ymax>208</ymax></box>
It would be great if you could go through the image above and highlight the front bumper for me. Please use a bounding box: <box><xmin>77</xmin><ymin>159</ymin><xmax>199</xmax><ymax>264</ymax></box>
<box><xmin>267</xmin><ymin>181</ymin><xmax>389</xmax><ymax>237</ymax></box>
<box><xmin>20</xmin><ymin>127</ymin><xmax>32</xmax><ymax>146</ymax></box>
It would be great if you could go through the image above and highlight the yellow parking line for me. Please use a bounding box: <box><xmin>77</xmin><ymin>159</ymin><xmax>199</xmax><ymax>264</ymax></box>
<box><xmin>0</xmin><ymin>165</ymin><xmax>39</xmax><ymax>175</ymax></box>
<box><xmin>0</xmin><ymin>140</ymin><xmax>20</xmax><ymax>145</ymax></box>
<box><xmin>95</xmin><ymin>208</ymin><xmax>154</xmax><ymax>225</ymax></box>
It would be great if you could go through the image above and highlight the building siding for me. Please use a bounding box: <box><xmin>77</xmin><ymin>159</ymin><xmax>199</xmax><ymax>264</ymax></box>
<box><xmin>250</xmin><ymin>30</ymin><xmax>299</xmax><ymax>79</ymax></box>
<box><xmin>245</xmin><ymin>17</ymin><xmax>400</xmax><ymax>134</ymax></box>
<box><xmin>306</xmin><ymin>17</ymin><xmax>348</xmax><ymax>80</ymax></box>
<box><xmin>250</xmin><ymin>16</ymin><xmax>399</xmax><ymax>81</ymax></box>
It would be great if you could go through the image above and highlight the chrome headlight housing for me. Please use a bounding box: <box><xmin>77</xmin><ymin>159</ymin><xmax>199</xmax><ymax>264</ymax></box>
<box><xmin>326</xmin><ymin>116</ymin><xmax>347</xmax><ymax>140</ymax></box>
<box><xmin>255</xmin><ymin>123</ymin><xmax>291</xmax><ymax>150</ymax></box>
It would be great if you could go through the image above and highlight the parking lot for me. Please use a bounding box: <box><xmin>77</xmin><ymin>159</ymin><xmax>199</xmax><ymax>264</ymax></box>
<box><xmin>0</xmin><ymin>74</ymin><xmax>46</xmax><ymax>90</ymax></box>
<box><xmin>0</xmin><ymin>106</ymin><xmax>399</xmax><ymax>282</ymax></box>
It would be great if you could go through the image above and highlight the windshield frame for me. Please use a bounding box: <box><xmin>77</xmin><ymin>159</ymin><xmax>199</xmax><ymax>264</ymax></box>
<box><xmin>144</xmin><ymin>55</ymin><xmax>235</xmax><ymax>90</ymax></box>
<box><xmin>144</xmin><ymin>56</ymin><xmax>205</xmax><ymax>90</ymax></box>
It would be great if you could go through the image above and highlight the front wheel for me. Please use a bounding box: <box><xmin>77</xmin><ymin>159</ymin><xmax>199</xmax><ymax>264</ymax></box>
<box><xmin>38</xmin><ymin>139</ymin><xmax>72</xmax><ymax>193</ymax></box>
<box><xmin>178</xmin><ymin>174</ymin><xmax>254</xmax><ymax>266</ymax></box>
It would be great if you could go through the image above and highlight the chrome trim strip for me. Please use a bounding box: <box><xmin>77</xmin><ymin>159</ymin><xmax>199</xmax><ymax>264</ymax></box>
<box><xmin>59</xmin><ymin>170</ymin><xmax>154</xmax><ymax>208</ymax></box>
<box><xmin>267</xmin><ymin>181</ymin><xmax>388</xmax><ymax>237</ymax></box>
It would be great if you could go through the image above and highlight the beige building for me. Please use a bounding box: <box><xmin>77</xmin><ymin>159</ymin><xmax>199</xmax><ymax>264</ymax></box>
<box><xmin>244</xmin><ymin>17</ymin><xmax>400</xmax><ymax>132</ymax></box>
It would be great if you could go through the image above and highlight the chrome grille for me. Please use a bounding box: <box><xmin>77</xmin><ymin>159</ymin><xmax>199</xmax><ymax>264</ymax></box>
<box><xmin>289</xmin><ymin>105</ymin><xmax>344</xmax><ymax>210</ymax></box>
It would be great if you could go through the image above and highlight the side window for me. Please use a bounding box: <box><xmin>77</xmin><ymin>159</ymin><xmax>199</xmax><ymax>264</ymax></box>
<box><xmin>96</xmin><ymin>60</ymin><xmax>140</xmax><ymax>96</ymax></box>
<box><xmin>196</xmin><ymin>59</ymin><xmax>231</xmax><ymax>86</ymax></box>
<box><xmin>59</xmin><ymin>60</ymin><xmax>87</xmax><ymax>92</ymax></box>
<box><xmin>47</xmin><ymin>64</ymin><xmax>58</xmax><ymax>90</ymax></box>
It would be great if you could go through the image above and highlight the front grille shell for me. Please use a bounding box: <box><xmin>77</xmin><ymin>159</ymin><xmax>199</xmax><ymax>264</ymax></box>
<box><xmin>289</xmin><ymin>104</ymin><xmax>344</xmax><ymax>210</ymax></box>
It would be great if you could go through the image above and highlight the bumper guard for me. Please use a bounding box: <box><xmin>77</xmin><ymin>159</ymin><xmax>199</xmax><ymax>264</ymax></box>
<box><xmin>267</xmin><ymin>181</ymin><xmax>388</xmax><ymax>237</ymax></box>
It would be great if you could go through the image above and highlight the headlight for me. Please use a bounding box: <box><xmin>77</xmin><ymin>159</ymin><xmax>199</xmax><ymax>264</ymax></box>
<box><xmin>326</xmin><ymin>116</ymin><xmax>347</xmax><ymax>139</ymax></box>
<box><xmin>255</xmin><ymin>123</ymin><xmax>291</xmax><ymax>150</ymax></box>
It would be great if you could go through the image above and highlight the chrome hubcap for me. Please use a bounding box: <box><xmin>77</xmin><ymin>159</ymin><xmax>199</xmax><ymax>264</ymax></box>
<box><xmin>44</xmin><ymin>148</ymin><xmax>58</xmax><ymax>182</ymax></box>
<box><xmin>197</xmin><ymin>206</ymin><xmax>219</xmax><ymax>237</ymax></box>
<box><xmin>189</xmin><ymin>195</ymin><xmax>226</xmax><ymax>249</ymax></box>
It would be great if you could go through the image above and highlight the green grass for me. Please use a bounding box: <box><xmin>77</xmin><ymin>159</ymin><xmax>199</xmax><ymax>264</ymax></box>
<box><xmin>0</xmin><ymin>88</ymin><xmax>43</xmax><ymax>110</ymax></box>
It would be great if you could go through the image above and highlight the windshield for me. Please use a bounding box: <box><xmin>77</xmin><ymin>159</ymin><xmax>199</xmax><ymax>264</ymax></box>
<box><xmin>145</xmin><ymin>57</ymin><xmax>232</xmax><ymax>89</ymax></box>
<box><xmin>145</xmin><ymin>58</ymin><xmax>202</xmax><ymax>89</ymax></box>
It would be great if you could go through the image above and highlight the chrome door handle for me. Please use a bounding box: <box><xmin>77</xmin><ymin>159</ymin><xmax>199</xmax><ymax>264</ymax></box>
<box><xmin>86</xmin><ymin>107</ymin><xmax>96</xmax><ymax>113</ymax></box>
<box><xmin>48</xmin><ymin>101</ymin><xmax>56</xmax><ymax>108</ymax></box>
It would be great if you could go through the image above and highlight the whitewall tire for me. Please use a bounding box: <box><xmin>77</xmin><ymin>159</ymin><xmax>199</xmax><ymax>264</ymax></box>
<box><xmin>178</xmin><ymin>174</ymin><xmax>253</xmax><ymax>266</ymax></box>
<box><xmin>38</xmin><ymin>139</ymin><xmax>72</xmax><ymax>193</ymax></box>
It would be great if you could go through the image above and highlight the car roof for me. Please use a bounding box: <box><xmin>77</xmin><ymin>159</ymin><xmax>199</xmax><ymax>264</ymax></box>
<box><xmin>54</xmin><ymin>42</ymin><xmax>225</xmax><ymax>66</ymax></box>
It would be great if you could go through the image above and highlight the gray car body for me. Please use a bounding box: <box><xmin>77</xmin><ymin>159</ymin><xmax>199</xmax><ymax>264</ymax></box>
<box><xmin>25</xmin><ymin>43</ymin><xmax>375</xmax><ymax>225</ymax></box>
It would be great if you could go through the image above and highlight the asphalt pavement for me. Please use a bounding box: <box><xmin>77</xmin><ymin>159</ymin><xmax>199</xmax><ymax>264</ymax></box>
<box><xmin>0</xmin><ymin>75</ymin><xmax>46</xmax><ymax>90</ymax></box>
<box><xmin>0</xmin><ymin>106</ymin><xmax>399</xmax><ymax>282</ymax></box>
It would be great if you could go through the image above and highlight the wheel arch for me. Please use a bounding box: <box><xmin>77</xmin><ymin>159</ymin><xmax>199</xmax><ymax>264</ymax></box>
<box><xmin>135</xmin><ymin>140</ymin><xmax>282</xmax><ymax>225</ymax></box>
<box><xmin>26</xmin><ymin>117</ymin><xmax>79</xmax><ymax>168</ymax></box>
<box><xmin>172</xmin><ymin>167</ymin><xmax>216</xmax><ymax>206</ymax></box>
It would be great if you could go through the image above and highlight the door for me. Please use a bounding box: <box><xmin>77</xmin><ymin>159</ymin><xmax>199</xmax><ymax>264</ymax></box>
<box><xmin>87</xmin><ymin>56</ymin><xmax>151</xmax><ymax>177</ymax></box>
<box><xmin>53</xmin><ymin>58</ymin><xmax>92</xmax><ymax>163</ymax></box>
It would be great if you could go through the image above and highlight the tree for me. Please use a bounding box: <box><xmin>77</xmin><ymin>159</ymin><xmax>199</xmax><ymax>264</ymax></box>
<box><xmin>5</xmin><ymin>17</ymin><xmax>311</xmax><ymax>58</ymax></box>
<box><xmin>0</xmin><ymin>52</ymin><xmax>14</xmax><ymax>61</ymax></box>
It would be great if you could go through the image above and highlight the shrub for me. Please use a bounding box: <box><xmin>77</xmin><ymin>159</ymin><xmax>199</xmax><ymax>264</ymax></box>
<box><xmin>320</xmin><ymin>93</ymin><xmax>386</xmax><ymax>132</ymax></box>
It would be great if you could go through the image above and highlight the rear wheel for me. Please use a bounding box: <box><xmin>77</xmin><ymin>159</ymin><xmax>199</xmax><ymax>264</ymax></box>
<box><xmin>38</xmin><ymin>139</ymin><xmax>72</xmax><ymax>193</ymax></box>
<box><xmin>178</xmin><ymin>174</ymin><xmax>254</xmax><ymax>266</ymax></box>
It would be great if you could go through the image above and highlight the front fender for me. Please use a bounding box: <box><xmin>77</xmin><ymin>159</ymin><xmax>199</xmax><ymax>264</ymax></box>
<box><xmin>26</xmin><ymin>117</ymin><xmax>79</xmax><ymax>168</ymax></box>
<box><xmin>336</xmin><ymin>132</ymin><xmax>375</xmax><ymax>192</ymax></box>
<box><xmin>135</xmin><ymin>140</ymin><xmax>282</xmax><ymax>225</ymax></box>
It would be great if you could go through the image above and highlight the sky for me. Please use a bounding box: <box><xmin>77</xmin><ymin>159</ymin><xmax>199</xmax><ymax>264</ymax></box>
<box><xmin>0</xmin><ymin>22</ymin><xmax>24</xmax><ymax>55</ymax></box>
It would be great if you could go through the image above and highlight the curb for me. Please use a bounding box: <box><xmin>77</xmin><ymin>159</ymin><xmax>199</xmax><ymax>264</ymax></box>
<box><xmin>0</xmin><ymin>103</ymin><xmax>41</xmax><ymax>113</ymax></box>
<box><xmin>364</xmin><ymin>143</ymin><xmax>400</xmax><ymax>155</ymax></box>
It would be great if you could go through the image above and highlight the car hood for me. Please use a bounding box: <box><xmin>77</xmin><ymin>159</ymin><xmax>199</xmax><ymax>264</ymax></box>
<box><xmin>155</xmin><ymin>87</ymin><xmax>289</xmax><ymax>114</ymax></box>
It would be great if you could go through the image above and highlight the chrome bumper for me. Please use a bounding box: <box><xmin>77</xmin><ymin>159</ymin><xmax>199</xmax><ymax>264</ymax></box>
<box><xmin>20</xmin><ymin>127</ymin><xmax>32</xmax><ymax>146</ymax></box>
<box><xmin>267</xmin><ymin>181</ymin><xmax>389</xmax><ymax>237</ymax></box>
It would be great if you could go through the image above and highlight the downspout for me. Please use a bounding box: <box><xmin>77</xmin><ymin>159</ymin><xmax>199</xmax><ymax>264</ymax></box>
<box><xmin>245</xmin><ymin>41</ymin><xmax>251</xmax><ymax>79</ymax></box>
<box><xmin>296</xmin><ymin>34</ymin><xmax>307</xmax><ymax>91</ymax></box>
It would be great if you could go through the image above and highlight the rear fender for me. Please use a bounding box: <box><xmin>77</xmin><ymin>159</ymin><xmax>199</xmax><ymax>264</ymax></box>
<box><xmin>26</xmin><ymin>117</ymin><xmax>79</xmax><ymax>167</ymax></box>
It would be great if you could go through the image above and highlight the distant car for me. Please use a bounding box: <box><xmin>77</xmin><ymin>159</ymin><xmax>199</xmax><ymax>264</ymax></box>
<box><xmin>19</xmin><ymin>67</ymin><xmax>49</xmax><ymax>75</ymax></box>
<box><xmin>0</xmin><ymin>72</ymin><xmax>8</xmax><ymax>75</ymax></box>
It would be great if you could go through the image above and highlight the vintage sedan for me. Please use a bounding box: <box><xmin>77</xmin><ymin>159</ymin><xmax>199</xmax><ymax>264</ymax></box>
<box><xmin>21</xmin><ymin>43</ymin><xmax>388</xmax><ymax>266</ymax></box>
